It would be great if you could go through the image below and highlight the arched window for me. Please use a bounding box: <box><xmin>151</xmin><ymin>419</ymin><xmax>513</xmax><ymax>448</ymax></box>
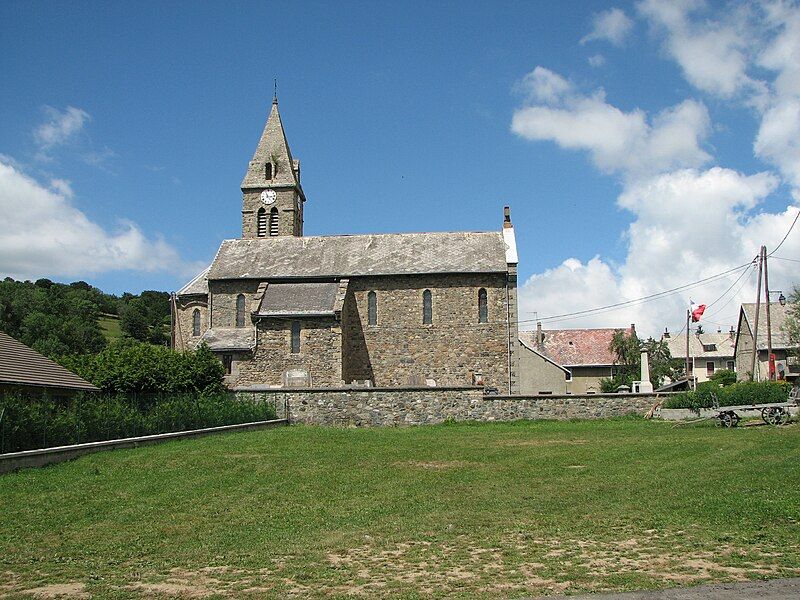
<box><xmin>265</xmin><ymin>162</ymin><xmax>273</xmax><ymax>180</ymax></box>
<box><xmin>257</xmin><ymin>208</ymin><xmax>267</xmax><ymax>237</ymax></box>
<box><xmin>478</xmin><ymin>288</ymin><xmax>488</xmax><ymax>323</ymax></box>
<box><xmin>422</xmin><ymin>289</ymin><xmax>432</xmax><ymax>324</ymax></box>
<box><xmin>368</xmin><ymin>291</ymin><xmax>377</xmax><ymax>326</ymax></box>
<box><xmin>236</xmin><ymin>294</ymin><xmax>246</xmax><ymax>328</ymax></box>
<box><xmin>269</xmin><ymin>207</ymin><xmax>279</xmax><ymax>236</ymax></box>
<box><xmin>192</xmin><ymin>309</ymin><xmax>201</xmax><ymax>337</ymax></box>
<box><xmin>290</xmin><ymin>321</ymin><xmax>301</xmax><ymax>353</ymax></box>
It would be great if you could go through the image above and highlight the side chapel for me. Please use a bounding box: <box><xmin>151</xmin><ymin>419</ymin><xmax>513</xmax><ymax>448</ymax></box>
<box><xmin>173</xmin><ymin>99</ymin><xmax>521</xmax><ymax>393</ymax></box>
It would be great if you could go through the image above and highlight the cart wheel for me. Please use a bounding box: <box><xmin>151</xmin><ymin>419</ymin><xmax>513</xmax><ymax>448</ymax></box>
<box><xmin>762</xmin><ymin>406</ymin><xmax>787</xmax><ymax>426</ymax></box>
<box><xmin>718</xmin><ymin>411</ymin><xmax>738</xmax><ymax>428</ymax></box>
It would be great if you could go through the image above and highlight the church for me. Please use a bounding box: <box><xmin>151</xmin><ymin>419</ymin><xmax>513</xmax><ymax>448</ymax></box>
<box><xmin>172</xmin><ymin>99</ymin><xmax>521</xmax><ymax>394</ymax></box>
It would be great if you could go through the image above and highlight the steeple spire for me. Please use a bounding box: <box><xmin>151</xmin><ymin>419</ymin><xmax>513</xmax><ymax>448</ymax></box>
<box><xmin>241</xmin><ymin>99</ymin><xmax>298</xmax><ymax>190</ymax></box>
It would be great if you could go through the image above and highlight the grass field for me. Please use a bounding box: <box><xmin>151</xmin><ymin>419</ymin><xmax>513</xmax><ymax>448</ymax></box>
<box><xmin>1</xmin><ymin>418</ymin><xmax>799</xmax><ymax>598</ymax></box>
<box><xmin>98</xmin><ymin>314</ymin><xmax>123</xmax><ymax>344</ymax></box>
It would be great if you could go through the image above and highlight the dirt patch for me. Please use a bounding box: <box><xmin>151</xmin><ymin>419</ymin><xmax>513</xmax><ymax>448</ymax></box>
<box><xmin>20</xmin><ymin>583</ymin><xmax>88</xmax><ymax>598</ymax></box>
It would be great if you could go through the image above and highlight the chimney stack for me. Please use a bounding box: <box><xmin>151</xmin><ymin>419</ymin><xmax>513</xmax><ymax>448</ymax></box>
<box><xmin>663</xmin><ymin>327</ymin><xmax>670</xmax><ymax>339</ymax></box>
<box><xmin>536</xmin><ymin>321</ymin><xmax>543</xmax><ymax>347</ymax></box>
<box><xmin>503</xmin><ymin>206</ymin><xmax>513</xmax><ymax>228</ymax></box>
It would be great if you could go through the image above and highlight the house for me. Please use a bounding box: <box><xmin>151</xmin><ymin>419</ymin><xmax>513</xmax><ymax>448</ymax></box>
<box><xmin>172</xmin><ymin>99</ymin><xmax>520</xmax><ymax>393</ymax></box>
<box><xmin>662</xmin><ymin>328</ymin><xmax>736</xmax><ymax>384</ymax></box>
<box><xmin>734</xmin><ymin>302</ymin><xmax>798</xmax><ymax>381</ymax></box>
<box><xmin>0</xmin><ymin>331</ymin><xmax>99</xmax><ymax>397</ymax></box>
<box><xmin>518</xmin><ymin>324</ymin><xmax>633</xmax><ymax>395</ymax></box>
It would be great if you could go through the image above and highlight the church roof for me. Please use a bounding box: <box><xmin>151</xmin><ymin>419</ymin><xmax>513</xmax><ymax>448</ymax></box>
<box><xmin>256</xmin><ymin>282</ymin><xmax>343</xmax><ymax>317</ymax></box>
<box><xmin>201</xmin><ymin>328</ymin><xmax>254</xmax><ymax>351</ymax></box>
<box><xmin>208</xmin><ymin>231</ymin><xmax>511</xmax><ymax>280</ymax></box>
<box><xmin>177</xmin><ymin>266</ymin><xmax>209</xmax><ymax>296</ymax></box>
<box><xmin>0</xmin><ymin>331</ymin><xmax>99</xmax><ymax>392</ymax></box>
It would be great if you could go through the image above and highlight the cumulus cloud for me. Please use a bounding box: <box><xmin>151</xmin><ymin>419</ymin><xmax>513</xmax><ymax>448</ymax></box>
<box><xmin>512</xmin><ymin>69</ymin><xmax>711</xmax><ymax>179</ymax></box>
<box><xmin>581</xmin><ymin>8</ymin><xmax>634</xmax><ymax>46</ymax></box>
<box><xmin>0</xmin><ymin>158</ymin><xmax>200</xmax><ymax>280</ymax></box>
<box><xmin>33</xmin><ymin>106</ymin><xmax>90</xmax><ymax>151</ymax></box>
<box><xmin>588</xmin><ymin>54</ymin><xmax>606</xmax><ymax>68</ymax></box>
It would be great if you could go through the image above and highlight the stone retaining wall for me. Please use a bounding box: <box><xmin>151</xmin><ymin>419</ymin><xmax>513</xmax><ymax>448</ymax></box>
<box><xmin>234</xmin><ymin>387</ymin><xmax>675</xmax><ymax>426</ymax></box>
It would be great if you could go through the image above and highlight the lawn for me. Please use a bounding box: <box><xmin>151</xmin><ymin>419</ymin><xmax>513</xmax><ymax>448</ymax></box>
<box><xmin>97</xmin><ymin>314</ymin><xmax>123</xmax><ymax>344</ymax></box>
<box><xmin>1</xmin><ymin>418</ymin><xmax>799</xmax><ymax>598</ymax></box>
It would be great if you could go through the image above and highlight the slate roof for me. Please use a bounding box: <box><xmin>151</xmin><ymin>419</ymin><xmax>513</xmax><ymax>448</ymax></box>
<box><xmin>740</xmin><ymin>302</ymin><xmax>794</xmax><ymax>350</ymax></box>
<box><xmin>177</xmin><ymin>266</ymin><xmax>209</xmax><ymax>296</ymax></box>
<box><xmin>201</xmin><ymin>328</ymin><xmax>254</xmax><ymax>351</ymax></box>
<box><xmin>519</xmin><ymin>327</ymin><xmax>631</xmax><ymax>367</ymax></box>
<box><xmin>208</xmin><ymin>231</ymin><xmax>511</xmax><ymax>280</ymax></box>
<box><xmin>256</xmin><ymin>282</ymin><xmax>341</xmax><ymax>317</ymax></box>
<box><xmin>663</xmin><ymin>332</ymin><xmax>736</xmax><ymax>359</ymax></box>
<box><xmin>0</xmin><ymin>331</ymin><xmax>99</xmax><ymax>392</ymax></box>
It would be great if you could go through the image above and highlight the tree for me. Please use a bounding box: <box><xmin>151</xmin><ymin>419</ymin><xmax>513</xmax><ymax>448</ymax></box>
<box><xmin>600</xmin><ymin>329</ymin><xmax>676</xmax><ymax>391</ymax></box>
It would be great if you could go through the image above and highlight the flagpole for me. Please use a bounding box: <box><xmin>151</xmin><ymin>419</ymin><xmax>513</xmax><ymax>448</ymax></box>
<box><xmin>686</xmin><ymin>308</ymin><xmax>691</xmax><ymax>390</ymax></box>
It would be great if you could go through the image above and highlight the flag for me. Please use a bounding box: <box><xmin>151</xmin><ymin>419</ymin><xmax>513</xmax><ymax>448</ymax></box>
<box><xmin>690</xmin><ymin>300</ymin><xmax>706</xmax><ymax>322</ymax></box>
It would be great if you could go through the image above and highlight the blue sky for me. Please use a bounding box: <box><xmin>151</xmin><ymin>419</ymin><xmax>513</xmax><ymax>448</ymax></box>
<box><xmin>2</xmin><ymin>1</ymin><xmax>799</xmax><ymax>336</ymax></box>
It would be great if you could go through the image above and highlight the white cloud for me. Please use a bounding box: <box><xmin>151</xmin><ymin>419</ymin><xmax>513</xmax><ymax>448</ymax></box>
<box><xmin>637</xmin><ymin>0</ymin><xmax>763</xmax><ymax>100</ymax></box>
<box><xmin>0</xmin><ymin>158</ymin><xmax>200</xmax><ymax>280</ymax></box>
<box><xmin>588</xmin><ymin>54</ymin><xmax>606</xmax><ymax>68</ymax></box>
<box><xmin>519</xmin><ymin>167</ymin><xmax>794</xmax><ymax>336</ymax></box>
<box><xmin>581</xmin><ymin>8</ymin><xmax>634</xmax><ymax>46</ymax></box>
<box><xmin>33</xmin><ymin>106</ymin><xmax>90</xmax><ymax>150</ymax></box>
<box><xmin>511</xmin><ymin>70</ymin><xmax>711</xmax><ymax>178</ymax></box>
<box><xmin>516</xmin><ymin>67</ymin><xmax>572</xmax><ymax>105</ymax></box>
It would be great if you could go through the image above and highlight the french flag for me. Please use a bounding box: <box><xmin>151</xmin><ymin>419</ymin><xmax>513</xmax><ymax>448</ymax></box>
<box><xmin>690</xmin><ymin>300</ymin><xmax>706</xmax><ymax>322</ymax></box>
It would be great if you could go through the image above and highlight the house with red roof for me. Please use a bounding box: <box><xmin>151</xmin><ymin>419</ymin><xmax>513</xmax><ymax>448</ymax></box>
<box><xmin>518</xmin><ymin>324</ymin><xmax>634</xmax><ymax>395</ymax></box>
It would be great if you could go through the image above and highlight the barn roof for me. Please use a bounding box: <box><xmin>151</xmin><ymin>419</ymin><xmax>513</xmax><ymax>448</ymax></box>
<box><xmin>0</xmin><ymin>331</ymin><xmax>99</xmax><ymax>392</ymax></box>
<box><xmin>207</xmin><ymin>231</ymin><xmax>512</xmax><ymax>280</ymax></box>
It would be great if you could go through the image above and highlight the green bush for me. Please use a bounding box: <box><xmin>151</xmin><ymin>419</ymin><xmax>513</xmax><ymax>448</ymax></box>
<box><xmin>0</xmin><ymin>392</ymin><xmax>277</xmax><ymax>453</ymax></box>
<box><xmin>57</xmin><ymin>340</ymin><xmax>225</xmax><ymax>395</ymax></box>
<box><xmin>663</xmin><ymin>380</ymin><xmax>791</xmax><ymax>410</ymax></box>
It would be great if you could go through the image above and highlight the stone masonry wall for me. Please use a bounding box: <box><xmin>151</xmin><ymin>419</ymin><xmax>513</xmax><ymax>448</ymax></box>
<box><xmin>209</xmin><ymin>280</ymin><xmax>263</xmax><ymax>329</ymax></box>
<box><xmin>234</xmin><ymin>388</ymin><xmax>668</xmax><ymax>427</ymax></box>
<box><xmin>174</xmin><ymin>296</ymin><xmax>208</xmax><ymax>351</ymax></box>
<box><xmin>234</xmin><ymin>317</ymin><xmax>342</xmax><ymax>388</ymax></box>
<box><xmin>341</xmin><ymin>274</ymin><xmax>512</xmax><ymax>391</ymax></box>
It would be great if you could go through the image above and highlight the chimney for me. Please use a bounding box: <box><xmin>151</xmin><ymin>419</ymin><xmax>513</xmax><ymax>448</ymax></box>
<box><xmin>663</xmin><ymin>327</ymin><xmax>670</xmax><ymax>339</ymax></box>
<box><xmin>729</xmin><ymin>325</ymin><xmax>735</xmax><ymax>340</ymax></box>
<box><xmin>503</xmin><ymin>206</ymin><xmax>513</xmax><ymax>228</ymax></box>
<box><xmin>630</xmin><ymin>323</ymin><xmax>636</xmax><ymax>337</ymax></box>
<box><xmin>536</xmin><ymin>321</ymin><xmax>544</xmax><ymax>348</ymax></box>
<box><xmin>717</xmin><ymin>326</ymin><xmax>722</xmax><ymax>333</ymax></box>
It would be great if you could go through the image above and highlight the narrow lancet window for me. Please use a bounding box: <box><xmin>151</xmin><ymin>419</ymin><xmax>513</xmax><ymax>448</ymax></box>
<box><xmin>422</xmin><ymin>289</ymin><xmax>432</xmax><ymax>324</ymax></box>
<box><xmin>291</xmin><ymin>321</ymin><xmax>301</xmax><ymax>353</ymax></box>
<box><xmin>236</xmin><ymin>294</ymin><xmax>246</xmax><ymax>328</ymax></box>
<box><xmin>265</xmin><ymin>162</ymin><xmax>273</xmax><ymax>180</ymax></box>
<box><xmin>257</xmin><ymin>208</ymin><xmax>267</xmax><ymax>237</ymax></box>
<box><xmin>192</xmin><ymin>309</ymin><xmax>201</xmax><ymax>337</ymax></box>
<box><xmin>368</xmin><ymin>291</ymin><xmax>377</xmax><ymax>326</ymax></box>
<box><xmin>478</xmin><ymin>288</ymin><xmax>488</xmax><ymax>323</ymax></box>
<box><xmin>269</xmin><ymin>207</ymin><xmax>279</xmax><ymax>236</ymax></box>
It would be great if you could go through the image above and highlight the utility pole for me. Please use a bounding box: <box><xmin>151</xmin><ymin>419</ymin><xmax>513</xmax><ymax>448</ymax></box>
<box><xmin>750</xmin><ymin>248</ymin><xmax>764</xmax><ymax>381</ymax></box>
<box><xmin>763</xmin><ymin>246</ymin><xmax>775</xmax><ymax>380</ymax></box>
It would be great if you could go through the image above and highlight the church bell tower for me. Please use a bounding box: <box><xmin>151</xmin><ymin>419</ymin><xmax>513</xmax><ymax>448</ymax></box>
<box><xmin>241</xmin><ymin>98</ymin><xmax>305</xmax><ymax>238</ymax></box>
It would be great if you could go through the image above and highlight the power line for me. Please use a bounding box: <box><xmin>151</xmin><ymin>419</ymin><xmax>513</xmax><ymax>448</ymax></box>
<box><xmin>768</xmin><ymin>208</ymin><xmax>800</xmax><ymax>256</ymax></box>
<box><xmin>527</xmin><ymin>261</ymin><xmax>753</xmax><ymax>325</ymax></box>
<box><xmin>771</xmin><ymin>255</ymin><xmax>800</xmax><ymax>264</ymax></box>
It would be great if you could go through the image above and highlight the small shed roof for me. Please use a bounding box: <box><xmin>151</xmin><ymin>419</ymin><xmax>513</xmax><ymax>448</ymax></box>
<box><xmin>208</xmin><ymin>231</ymin><xmax>511</xmax><ymax>280</ymax></box>
<box><xmin>201</xmin><ymin>328</ymin><xmax>254</xmax><ymax>352</ymax></box>
<box><xmin>0</xmin><ymin>332</ymin><xmax>99</xmax><ymax>392</ymax></box>
<box><xmin>256</xmin><ymin>282</ymin><xmax>341</xmax><ymax>317</ymax></box>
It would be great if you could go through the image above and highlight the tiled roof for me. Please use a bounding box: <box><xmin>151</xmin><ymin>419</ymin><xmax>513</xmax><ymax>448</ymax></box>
<box><xmin>177</xmin><ymin>266</ymin><xmax>209</xmax><ymax>296</ymax></box>
<box><xmin>0</xmin><ymin>332</ymin><xmax>99</xmax><ymax>392</ymax></box>
<box><xmin>256</xmin><ymin>282</ymin><xmax>342</xmax><ymax>317</ymax></box>
<box><xmin>207</xmin><ymin>231</ymin><xmax>511</xmax><ymax>280</ymax></box>
<box><xmin>663</xmin><ymin>332</ymin><xmax>735</xmax><ymax>359</ymax></box>
<box><xmin>519</xmin><ymin>327</ymin><xmax>631</xmax><ymax>367</ymax></box>
<box><xmin>201</xmin><ymin>328</ymin><xmax>254</xmax><ymax>351</ymax></box>
<box><xmin>740</xmin><ymin>302</ymin><xmax>795</xmax><ymax>350</ymax></box>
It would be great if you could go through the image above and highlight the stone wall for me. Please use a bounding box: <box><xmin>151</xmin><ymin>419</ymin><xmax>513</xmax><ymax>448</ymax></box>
<box><xmin>234</xmin><ymin>388</ymin><xmax>669</xmax><ymax>427</ymax></box>
<box><xmin>341</xmin><ymin>274</ymin><xmax>512</xmax><ymax>391</ymax></box>
<box><xmin>209</xmin><ymin>280</ymin><xmax>263</xmax><ymax>329</ymax></box>
<box><xmin>174</xmin><ymin>296</ymin><xmax>208</xmax><ymax>351</ymax></box>
<box><xmin>234</xmin><ymin>317</ymin><xmax>342</xmax><ymax>387</ymax></box>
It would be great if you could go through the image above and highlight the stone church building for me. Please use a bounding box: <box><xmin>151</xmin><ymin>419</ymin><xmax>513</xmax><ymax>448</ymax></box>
<box><xmin>173</xmin><ymin>99</ymin><xmax>520</xmax><ymax>394</ymax></box>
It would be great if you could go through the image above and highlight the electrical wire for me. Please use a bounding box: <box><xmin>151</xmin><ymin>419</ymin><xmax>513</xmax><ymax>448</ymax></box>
<box><xmin>770</xmin><ymin>255</ymin><xmax>800</xmax><ymax>264</ymax></box>
<box><xmin>768</xmin><ymin>208</ymin><xmax>800</xmax><ymax>256</ymax></box>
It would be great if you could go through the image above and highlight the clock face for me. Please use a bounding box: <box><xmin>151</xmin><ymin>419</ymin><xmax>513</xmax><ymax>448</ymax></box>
<box><xmin>260</xmin><ymin>189</ymin><xmax>277</xmax><ymax>205</ymax></box>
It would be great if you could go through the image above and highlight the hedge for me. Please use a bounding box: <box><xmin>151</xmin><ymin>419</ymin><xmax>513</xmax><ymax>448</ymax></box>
<box><xmin>663</xmin><ymin>380</ymin><xmax>792</xmax><ymax>411</ymax></box>
<box><xmin>0</xmin><ymin>392</ymin><xmax>277</xmax><ymax>453</ymax></box>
